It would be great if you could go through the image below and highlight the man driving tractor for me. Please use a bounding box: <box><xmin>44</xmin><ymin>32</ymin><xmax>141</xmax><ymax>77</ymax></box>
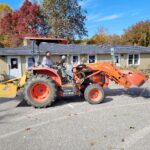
<box><xmin>42</xmin><ymin>51</ymin><xmax>54</xmax><ymax>67</ymax></box>
<box><xmin>41</xmin><ymin>51</ymin><xmax>69</xmax><ymax>81</ymax></box>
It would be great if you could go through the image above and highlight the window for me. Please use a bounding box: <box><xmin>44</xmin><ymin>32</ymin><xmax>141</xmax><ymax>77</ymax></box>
<box><xmin>114</xmin><ymin>54</ymin><xmax>120</xmax><ymax>66</ymax></box>
<box><xmin>115</xmin><ymin>55</ymin><xmax>119</xmax><ymax>64</ymax></box>
<box><xmin>128</xmin><ymin>54</ymin><xmax>140</xmax><ymax>65</ymax></box>
<box><xmin>72</xmin><ymin>55</ymin><xmax>80</xmax><ymax>64</ymax></box>
<box><xmin>26</xmin><ymin>57</ymin><xmax>35</xmax><ymax>69</ymax></box>
<box><xmin>11</xmin><ymin>58</ymin><xmax>18</xmax><ymax>69</ymax></box>
<box><xmin>134</xmin><ymin>54</ymin><xmax>139</xmax><ymax>64</ymax></box>
<box><xmin>88</xmin><ymin>55</ymin><xmax>96</xmax><ymax>63</ymax></box>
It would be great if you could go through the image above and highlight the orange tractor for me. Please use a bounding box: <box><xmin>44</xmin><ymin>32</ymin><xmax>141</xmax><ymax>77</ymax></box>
<box><xmin>0</xmin><ymin>37</ymin><xmax>148</xmax><ymax>108</ymax></box>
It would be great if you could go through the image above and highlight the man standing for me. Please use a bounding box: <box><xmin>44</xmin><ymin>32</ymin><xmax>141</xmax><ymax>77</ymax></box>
<box><xmin>42</xmin><ymin>51</ymin><xmax>54</xmax><ymax>67</ymax></box>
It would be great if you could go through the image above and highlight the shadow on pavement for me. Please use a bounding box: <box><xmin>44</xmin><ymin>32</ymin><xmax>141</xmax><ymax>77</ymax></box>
<box><xmin>53</xmin><ymin>96</ymin><xmax>113</xmax><ymax>107</ymax></box>
<box><xmin>0</xmin><ymin>98</ymin><xmax>16</xmax><ymax>104</ymax></box>
<box><xmin>105</xmin><ymin>87</ymin><xmax>150</xmax><ymax>99</ymax></box>
<box><xmin>17</xmin><ymin>96</ymin><xmax>113</xmax><ymax>108</ymax></box>
<box><xmin>17</xmin><ymin>100</ymin><xmax>29</xmax><ymax>107</ymax></box>
<box><xmin>0</xmin><ymin>112</ymin><xmax>19</xmax><ymax>122</ymax></box>
<box><xmin>5</xmin><ymin>87</ymin><xmax>150</xmax><ymax>108</ymax></box>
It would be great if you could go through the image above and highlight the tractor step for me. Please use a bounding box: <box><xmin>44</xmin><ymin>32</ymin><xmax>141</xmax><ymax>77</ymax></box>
<box><xmin>62</xmin><ymin>83</ymin><xmax>79</xmax><ymax>96</ymax></box>
<box><xmin>62</xmin><ymin>87</ymin><xmax>77</xmax><ymax>96</ymax></box>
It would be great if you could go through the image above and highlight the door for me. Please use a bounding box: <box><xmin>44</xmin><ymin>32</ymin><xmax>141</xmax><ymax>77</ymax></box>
<box><xmin>7</xmin><ymin>56</ymin><xmax>22</xmax><ymax>78</ymax></box>
<box><xmin>114</xmin><ymin>54</ymin><xmax>121</xmax><ymax>67</ymax></box>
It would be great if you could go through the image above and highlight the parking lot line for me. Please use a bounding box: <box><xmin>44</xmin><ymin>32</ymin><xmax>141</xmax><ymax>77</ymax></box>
<box><xmin>67</xmin><ymin>104</ymin><xmax>74</xmax><ymax>108</ymax></box>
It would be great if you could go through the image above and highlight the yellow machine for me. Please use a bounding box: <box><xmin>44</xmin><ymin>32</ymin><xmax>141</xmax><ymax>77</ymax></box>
<box><xmin>0</xmin><ymin>74</ymin><xmax>26</xmax><ymax>98</ymax></box>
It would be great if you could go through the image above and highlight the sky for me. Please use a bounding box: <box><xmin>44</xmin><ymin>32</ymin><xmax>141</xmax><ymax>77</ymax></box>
<box><xmin>1</xmin><ymin>0</ymin><xmax>150</xmax><ymax>37</ymax></box>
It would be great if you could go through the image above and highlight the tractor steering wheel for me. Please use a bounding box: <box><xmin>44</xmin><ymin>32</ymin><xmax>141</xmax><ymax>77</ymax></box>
<box><xmin>72</xmin><ymin>64</ymin><xmax>87</xmax><ymax>73</ymax></box>
<box><xmin>76</xmin><ymin>64</ymin><xmax>87</xmax><ymax>70</ymax></box>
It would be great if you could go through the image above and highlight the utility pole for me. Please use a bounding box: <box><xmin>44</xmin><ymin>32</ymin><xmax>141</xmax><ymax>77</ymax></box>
<box><xmin>111</xmin><ymin>47</ymin><xmax>115</xmax><ymax>64</ymax></box>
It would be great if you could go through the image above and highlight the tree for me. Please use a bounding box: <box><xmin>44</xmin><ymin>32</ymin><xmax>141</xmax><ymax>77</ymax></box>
<box><xmin>0</xmin><ymin>0</ymin><xmax>49</xmax><ymax>47</ymax></box>
<box><xmin>42</xmin><ymin>0</ymin><xmax>87</xmax><ymax>39</ymax></box>
<box><xmin>74</xmin><ymin>21</ymin><xmax>150</xmax><ymax>46</ymax></box>
<box><xmin>0</xmin><ymin>3</ymin><xmax>12</xmax><ymax>19</ymax></box>
<box><xmin>0</xmin><ymin>3</ymin><xmax>13</xmax><ymax>47</ymax></box>
<box><xmin>0</xmin><ymin>43</ymin><xmax>3</xmax><ymax>48</ymax></box>
<box><xmin>0</xmin><ymin>34</ymin><xmax>12</xmax><ymax>47</ymax></box>
<box><xmin>107</xmin><ymin>34</ymin><xmax>122</xmax><ymax>45</ymax></box>
<box><xmin>122</xmin><ymin>21</ymin><xmax>150</xmax><ymax>47</ymax></box>
<box><xmin>92</xmin><ymin>27</ymin><xmax>109</xmax><ymax>45</ymax></box>
<box><xmin>77</xmin><ymin>27</ymin><xmax>122</xmax><ymax>45</ymax></box>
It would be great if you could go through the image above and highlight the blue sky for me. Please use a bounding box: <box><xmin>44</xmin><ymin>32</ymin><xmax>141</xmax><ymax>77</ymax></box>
<box><xmin>1</xmin><ymin>0</ymin><xmax>150</xmax><ymax>37</ymax></box>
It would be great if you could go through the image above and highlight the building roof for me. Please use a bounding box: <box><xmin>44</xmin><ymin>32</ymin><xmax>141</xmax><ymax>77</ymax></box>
<box><xmin>0</xmin><ymin>44</ymin><xmax>150</xmax><ymax>56</ymax></box>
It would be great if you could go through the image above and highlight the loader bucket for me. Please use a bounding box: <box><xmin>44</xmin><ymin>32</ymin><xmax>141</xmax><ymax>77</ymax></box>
<box><xmin>0</xmin><ymin>83</ymin><xmax>18</xmax><ymax>98</ymax></box>
<box><xmin>0</xmin><ymin>74</ymin><xmax>26</xmax><ymax>98</ymax></box>
<box><xmin>121</xmin><ymin>70</ymin><xmax>148</xmax><ymax>87</ymax></box>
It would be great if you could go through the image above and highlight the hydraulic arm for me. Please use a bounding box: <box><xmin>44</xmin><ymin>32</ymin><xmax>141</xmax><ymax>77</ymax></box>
<box><xmin>87</xmin><ymin>63</ymin><xmax>148</xmax><ymax>88</ymax></box>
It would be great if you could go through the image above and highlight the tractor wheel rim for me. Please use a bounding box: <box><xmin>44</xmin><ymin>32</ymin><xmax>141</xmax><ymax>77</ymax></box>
<box><xmin>89</xmin><ymin>88</ymin><xmax>102</xmax><ymax>102</ymax></box>
<box><xmin>30</xmin><ymin>83</ymin><xmax>50</xmax><ymax>102</ymax></box>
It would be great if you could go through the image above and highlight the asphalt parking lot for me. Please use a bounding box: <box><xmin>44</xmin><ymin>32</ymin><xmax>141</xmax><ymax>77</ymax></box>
<box><xmin>0</xmin><ymin>81</ymin><xmax>150</xmax><ymax>150</ymax></box>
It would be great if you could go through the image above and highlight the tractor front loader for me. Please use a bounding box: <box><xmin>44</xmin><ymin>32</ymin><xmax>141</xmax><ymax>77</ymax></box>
<box><xmin>0</xmin><ymin>37</ymin><xmax>148</xmax><ymax>108</ymax></box>
<box><xmin>72</xmin><ymin>63</ymin><xmax>148</xmax><ymax>104</ymax></box>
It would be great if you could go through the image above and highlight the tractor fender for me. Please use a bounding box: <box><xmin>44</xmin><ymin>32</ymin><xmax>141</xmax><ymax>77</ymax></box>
<box><xmin>32</xmin><ymin>67</ymin><xmax>62</xmax><ymax>87</ymax></box>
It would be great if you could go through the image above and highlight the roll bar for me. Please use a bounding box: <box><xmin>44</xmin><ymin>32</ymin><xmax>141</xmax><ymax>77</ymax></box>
<box><xmin>24</xmin><ymin>37</ymin><xmax>68</xmax><ymax>65</ymax></box>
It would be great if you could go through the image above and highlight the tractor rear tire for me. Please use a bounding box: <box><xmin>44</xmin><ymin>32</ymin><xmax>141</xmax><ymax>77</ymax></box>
<box><xmin>84</xmin><ymin>84</ymin><xmax>104</xmax><ymax>104</ymax></box>
<box><xmin>24</xmin><ymin>74</ymin><xmax>56</xmax><ymax>108</ymax></box>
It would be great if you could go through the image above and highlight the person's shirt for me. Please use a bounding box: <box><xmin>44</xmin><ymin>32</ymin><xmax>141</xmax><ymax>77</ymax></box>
<box><xmin>42</xmin><ymin>56</ymin><xmax>54</xmax><ymax>67</ymax></box>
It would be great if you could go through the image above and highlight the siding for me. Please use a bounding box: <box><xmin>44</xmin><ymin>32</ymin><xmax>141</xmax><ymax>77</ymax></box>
<box><xmin>80</xmin><ymin>54</ymin><xmax>87</xmax><ymax>63</ymax></box>
<box><xmin>139</xmin><ymin>53</ymin><xmax>150</xmax><ymax>70</ymax></box>
<box><xmin>51</xmin><ymin>55</ymin><xmax>61</xmax><ymax>63</ymax></box>
<box><xmin>97</xmin><ymin>54</ymin><xmax>112</xmax><ymax>62</ymax></box>
<box><xmin>0</xmin><ymin>53</ymin><xmax>150</xmax><ymax>77</ymax></box>
<box><xmin>120</xmin><ymin>54</ymin><xmax>128</xmax><ymax>68</ymax></box>
<box><xmin>21</xmin><ymin>56</ymin><xmax>26</xmax><ymax>75</ymax></box>
<box><xmin>0</xmin><ymin>56</ymin><xmax>8</xmax><ymax>75</ymax></box>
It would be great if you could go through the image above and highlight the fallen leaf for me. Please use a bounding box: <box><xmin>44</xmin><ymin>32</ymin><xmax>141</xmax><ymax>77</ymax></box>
<box><xmin>25</xmin><ymin>128</ymin><xmax>31</xmax><ymax>131</ymax></box>
<box><xmin>90</xmin><ymin>141</ymin><xmax>96</xmax><ymax>146</ymax></box>
<box><xmin>121</xmin><ymin>138</ymin><xmax>125</xmax><ymax>142</ymax></box>
<box><xmin>129</xmin><ymin>126</ymin><xmax>135</xmax><ymax>129</ymax></box>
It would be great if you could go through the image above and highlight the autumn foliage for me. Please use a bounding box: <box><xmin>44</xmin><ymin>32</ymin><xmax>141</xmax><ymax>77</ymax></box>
<box><xmin>122</xmin><ymin>21</ymin><xmax>150</xmax><ymax>47</ymax></box>
<box><xmin>0</xmin><ymin>0</ymin><xmax>48</xmax><ymax>47</ymax></box>
<box><xmin>80</xmin><ymin>21</ymin><xmax>150</xmax><ymax>47</ymax></box>
<box><xmin>0</xmin><ymin>3</ymin><xmax>12</xmax><ymax>19</ymax></box>
<box><xmin>0</xmin><ymin>3</ymin><xmax>12</xmax><ymax>47</ymax></box>
<box><xmin>0</xmin><ymin>0</ymin><xmax>150</xmax><ymax>48</ymax></box>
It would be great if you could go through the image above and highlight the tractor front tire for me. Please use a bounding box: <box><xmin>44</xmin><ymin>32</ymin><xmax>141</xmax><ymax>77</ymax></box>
<box><xmin>84</xmin><ymin>84</ymin><xmax>104</xmax><ymax>104</ymax></box>
<box><xmin>24</xmin><ymin>74</ymin><xmax>56</xmax><ymax>108</ymax></box>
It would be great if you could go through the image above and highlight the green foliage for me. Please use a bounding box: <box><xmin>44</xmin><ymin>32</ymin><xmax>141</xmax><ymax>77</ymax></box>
<box><xmin>42</xmin><ymin>0</ymin><xmax>87</xmax><ymax>40</ymax></box>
